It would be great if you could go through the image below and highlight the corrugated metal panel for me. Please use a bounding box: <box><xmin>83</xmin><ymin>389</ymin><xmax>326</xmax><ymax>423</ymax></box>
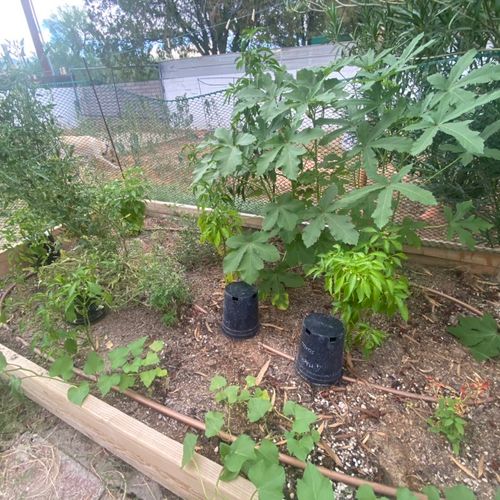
<box><xmin>160</xmin><ymin>43</ymin><xmax>348</xmax><ymax>80</ymax></box>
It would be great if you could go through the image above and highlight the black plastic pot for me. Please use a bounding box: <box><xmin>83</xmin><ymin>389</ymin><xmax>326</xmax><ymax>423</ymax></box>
<box><xmin>70</xmin><ymin>303</ymin><xmax>107</xmax><ymax>325</ymax></box>
<box><xmin>27</xmin><ymin>233</ymin><xmax>60</xmax><ymax>268</ymax></box>
<box><xmin>40</xmin><ymin>234</ymin><xmax>60</xmax><ymax>266</ymax></box>
<box><xmin>221</xmin><ymin>281</ymin><xmax>259</xmax><ymax>339</ymax></box>
<box><xmin>296</xmin><ymin>312</ymin><xmax>345</xmax><ymax>386</ymax></box>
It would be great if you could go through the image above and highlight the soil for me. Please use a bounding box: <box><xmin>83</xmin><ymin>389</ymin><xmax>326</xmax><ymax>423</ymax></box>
<box><xmin>1</xmin><ymin>214</ymin><xmax>499</xmax><ymax>499</ymax></box>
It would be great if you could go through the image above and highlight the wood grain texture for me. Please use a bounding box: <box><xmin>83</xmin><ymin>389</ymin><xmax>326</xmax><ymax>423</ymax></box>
<box><xmin>0</xmin><ymin>344</ymin><xmax>256</xmax><ymax>500</ymax></box>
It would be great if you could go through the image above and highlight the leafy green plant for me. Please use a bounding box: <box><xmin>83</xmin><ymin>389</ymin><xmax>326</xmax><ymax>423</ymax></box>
<box><xmin>308</xmin><ymin>240</ymin><xmax>409</xmax><ymax>353</ymax></box>
<box><xmin>56</xmin><ymin>337</ymin><xmax>167</xmax><ymax>405</ymax></box>
<box><xmin>195</xmin><ymin>190</ymin><xmax>242</xmax><ymax>258</ymax></box>
<box><xmin>188</xmin><ymin>376</ymin><xmax>331</xmax><ymax>500</ymax></box>
<box><xmin>44</xmin><ymin>263</ymin><xmax>111</xmax><ymax>324</ymax></box>
<box><xmin>207</xmin><ymin>374</ymin><xmax>272</xmax><ymax>433</ymax></box>
<box><xmin>137</xmin><ymin>246</ymin><xmax>190</xmax><ymax>326</ymax></box>
<box><xmin>191</xmin><ymin>33</ymin><xmax>495</xmax><ymax>309</ymax></box>
<box><xmin>283</xmin><ymin>400</ymin><xmax>320</xmax><ymax>461</ymax></box>
<box><xmin>99</xmin><ymin>167</ymin><xmax>148</xmax><ymax>235</ymax></box>
<box><xmin>448</xmin><ymin>314</ymin><xmax>500</xmax><ymax>361</ymax></box>
<box><xmin>428</xmin><ymin>397</ymin><xmax>466</xmax><ymax>454</ymax></box>
<box><xmin>1</xmin><ymin>207</ymin><xmax>59</xmax><ymax>270</ymax></box>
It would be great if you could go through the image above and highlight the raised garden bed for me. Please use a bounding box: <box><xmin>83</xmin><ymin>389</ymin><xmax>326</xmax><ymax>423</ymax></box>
<box><xmin>1</xmin><ymin>213</ymin><xmax>499</xmax><ymax>499</ymax></box>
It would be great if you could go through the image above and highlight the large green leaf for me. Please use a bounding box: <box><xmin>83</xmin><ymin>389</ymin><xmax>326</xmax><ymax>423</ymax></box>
<box><xmin>83</xmin><ymin>352</ymin><xmax>105</xmax><ymax>376</ymax></box>
<box><xmin>444</xmin><ymin>201</ymin><xmax>492</xmax><ymax>249</ymax></box>
<box><xmin>263</xmin><ymin>194</ymin><xmax>305</xmax><ymax>232</ymax></box>
<box><xmin>448</xmin><ymin>314</ymin><xmax>500</xmax><ymax>361</ymax></box>
<box><xmin>438</xmin><ymin>122</ymin><xmax>483</xmax><ymax>155</ymax></box>
<box><xmin>223</xmin><ymin>434</ymin><xmax>257</xmax><ymax>474</ymax></box>
<box><xmin>393</xmin><ymin>183</ymin><xmax>437</xmax><ymax>206</ymax></box>
<box><xmin>205</xmin><ymin>411</ymin><xmax>225</xmax><ymax>438</ymax></box>
<box><xmin>371</xmin><ymin>187</ymin><xmax>394</xmax><ymax>229</ymax></box>
<box><xmin>335</xmin><ymin>184</ymin><xmax>384</xmax><ymax>209</ymax></box>
<box><xmin>181</xmin><ymin>432</ymin><xmax>198</xmax><ymax>468</ymax></box>
<box><xmin>223</xmin><ymin>231</ymin><xmax>280</xmax><ymax>284</ymax></box>
<box><xmin>247</xmin><ymin>397</ymin><xmax>272</xmax><ymax>423</ymax></box>
<box><xmin>67</xmin><ymin>382</ymin><xmax>90</xmax><ymax>406</ymax></box>
<box><xmin>97</xmin><ymin>373</ymin><xmax>120</xmax><ymax>396</ymax></box>
<box><xmin>283</xmin><ymin>401</ymin><xmax>317</xmax><ymax>434</ymax></box>
<box><xmin>297</xmin><ymin>463</ymin><xmax>333</xmax><ymax>500</ymax></box>
<box><xmin>213</xmin><ymin>145</ymin><xmax>242</xmax><ymax>176</ymax></box>
<box><xmin>302</xmin><ymin>186</ymin><xmax>358</xmax><ymax>247</ymax></box>
<box><xmin>303</xmin><ymin>210</ymin><xmax>358</xmax><ymax>248</ymax></box>
<box><xmin>275</xmin><ymin>142</ymin><xmax>307</xmax><ymax>180</ymax></box>
<box><xmin>49</xmin><ymin>355</ymin><xmax>74</xmax><ymax>381</ymax></box>
<box><xmin>248</xmin><ymin>460</ymin><xmax>285</xmax><ymax>500</ymax></box>
<box><xmin>256</xmin><ymin>147</ymin><xmax>282</xmax><ymax>176</ymax></box>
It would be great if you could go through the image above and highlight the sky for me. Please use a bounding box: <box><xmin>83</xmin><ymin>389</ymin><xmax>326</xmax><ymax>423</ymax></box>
<box><xmin>1</xmin><ymin>0</ymin><xmax>83</xmax><ymax>54</ymax></box>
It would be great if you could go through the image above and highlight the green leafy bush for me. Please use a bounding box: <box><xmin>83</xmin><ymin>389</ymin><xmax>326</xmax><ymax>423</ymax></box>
<box><xmin>428</xmin><ymin>397</ymin><xmax>466</xmax><ymax>454</ymax></box>
<box><xmin>207</xmin><ymin>374</ymin><xmax>272</xmax><ymax>428</ymax></box>
<box><xmin>191</xmin><ymin>33</ymin><xmax>495</xmax><ymax>308</ymax></box>
<box><xmin>137</xmin><ymin>247</ymin><xmax>190</xmax><ymax>326</ymax></box>
<box><xmin>98</xmin><ymin>166</ymin><xmax>148</xmax><ymax>235</ymax></box>
<box><xmin>308</xmin><ymin>237</ymin><xmax>409</xmax><ymax>353</ymax></box>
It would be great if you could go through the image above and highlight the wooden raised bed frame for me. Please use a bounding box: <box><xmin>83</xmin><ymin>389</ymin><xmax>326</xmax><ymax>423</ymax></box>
<box><xmin>1</xmin><ymin>199</ymin><xmax>498</xmax><ymax>499</ymax></box>
<box><xmin>0</xmin><ymin>343</ymin><xmax>256</xmax><ymax>499</ymax></box>
<box><xmin>146</xmin><ymin>200</ymin><xmax>500</xmax><ymax>277</ymax></box>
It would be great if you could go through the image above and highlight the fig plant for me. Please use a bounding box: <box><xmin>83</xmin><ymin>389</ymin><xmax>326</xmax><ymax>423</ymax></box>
<box><xmin>191</xmin><ymin>32</ymin><xmax>497</xmax><ymax>311</ymax></box>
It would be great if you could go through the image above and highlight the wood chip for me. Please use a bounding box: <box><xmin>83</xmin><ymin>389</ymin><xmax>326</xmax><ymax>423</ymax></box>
<box><xmin>193</xmin><ymin>303</ymin><xmax>208</xmax><ymax>314</ymax></box>
<box><xmin>449</xmin><ymin>455</ymin><xmax>476</xmax><ymax>479</ymax></box>
<box><xmin>105</xmin><ymin>340</ymin><xmax>114</xmax><ymax>349</ymax></box>
<box><xmin>261</xmin><ymin>322</ymin><xmax>284</xmax><ymax>331</ymax></box>
<box><xmin>477</xmin><ymin>454</ymin><xmax>485</xmax><ymax>479</ymax></box>
<box><xmin>255</xmin><ymin>358</ymin><xmax>270</xmax><ymax>386</ymax></box>
<box><xmin>332</xmin><ymin>433</ymin><xmax>355</xmax><ymax>441</ymax></box>
<box><xmin>319</xmin><ymin>441</ymin><xmax>342</xmax><ymax>467</ymax></box>
<box><xmin>361</xmin><ymin>433</ymin><xmax>370</xmax><ymax>445</ymax></box>
<box><xmin>360</xmin><ymin>407</ymin><xmax>383</xmax><ymax>420</ymax></box>
<box><xmin>193</xmin><ymin>325</ymin><xmax>201</xmax><ymax>341</ymax></box>
<box><xmin>205</xmin><ymin>319</ymin><xmax>213</xmax><ymax>334</ymax></box>
<box><xmin>317</xmin><ymin>421</ymin><xmax>325</xmax><ymax>435</ymax></box>
<box><xmin>328</xmin><ymin>422</ymin><xmax>343</xmax><ymax>429</ymax></box>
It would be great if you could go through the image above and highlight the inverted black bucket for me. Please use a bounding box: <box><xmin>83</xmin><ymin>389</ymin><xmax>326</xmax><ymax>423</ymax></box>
<box><xmin>221</xmin><ymin>281</ymin><xmax>259</xmax><ymax>339</ymax></box>
<box><xmin>296</xmin><ymin>312</ymin><xmax>345</xmax><ymax>386</ymax></box>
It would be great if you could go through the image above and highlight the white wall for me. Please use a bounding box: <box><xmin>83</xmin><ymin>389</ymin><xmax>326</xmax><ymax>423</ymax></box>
<box><xmin>36</xmin><ymin>87</ymin><xmax>79</xmax><ymax>128</ymax></box>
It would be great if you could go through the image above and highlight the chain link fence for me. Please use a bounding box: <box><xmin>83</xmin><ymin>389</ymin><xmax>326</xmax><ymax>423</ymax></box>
<box><xmin>30</xmin><ymin>55</ymin><xmax>500</xmax><ymax>250</ymax></box>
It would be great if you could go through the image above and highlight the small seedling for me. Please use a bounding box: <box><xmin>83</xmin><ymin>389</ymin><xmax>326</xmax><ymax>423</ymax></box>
<box><xmin>63</xmin><ymin>337</ymin><xmax>168</xmax><ymax>405</ymax></box>
<box><xmin>428</xmin><ymin>397</ymin><xmax>466</xmax><ymax>454</ymax></box>
<box><xmin>283</xmin><ymin>400</ymin><xmax>320</xmax><ymax>461</ymax></box>
<box><xmin>208</xmin><ymin>374</ymin><xmax>272</xmax><ymax>431</ymax></box>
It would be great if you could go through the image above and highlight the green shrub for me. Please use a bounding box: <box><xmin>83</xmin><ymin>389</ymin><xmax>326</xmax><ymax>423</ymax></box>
<box><xmin>138</xmin><ymin>248</ymin><xmax>190</xmax><ymax>326</ymax></box>
<box><xmin>308</xmin><ymin>236</ymin><xmax>409</xmax><ymax>353</ymax></box>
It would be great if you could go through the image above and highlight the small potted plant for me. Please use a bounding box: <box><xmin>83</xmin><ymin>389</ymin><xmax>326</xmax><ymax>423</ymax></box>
<box><xmin>1</xmin><ymin>207</ymin><xmax>60</xmax><ymax>269</ymax></box>
<box><xmin>45</xmin><ymin>262</ymin><xmax>112</xmax><ymax>326</ymax></box>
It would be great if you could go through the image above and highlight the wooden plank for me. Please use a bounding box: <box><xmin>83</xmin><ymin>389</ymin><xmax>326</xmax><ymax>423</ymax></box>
<box><xmin>146</xmin><ymin>200</ymin><xmax>264</xmax><ymax>229</ymax></box>
<box><xmin>146</xmin><ymin>200</ymin><xmax>500</xmax><ymax>276</ymax></box>
<box><xmin>0</xmin><ymin>344</ymin><xmax>256</xmax><ymax>500</ymax></box>
<box><xmin>0</xmin><ymin>246</ymin><xmax>18</xmax><ymax>277</ymax></box>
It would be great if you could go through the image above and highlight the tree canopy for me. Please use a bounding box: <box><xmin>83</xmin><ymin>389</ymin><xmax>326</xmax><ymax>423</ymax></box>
<box><xmin>84</xmin><ymin>0</ymin><xmax>328</xmax><ymax>66</ymax></box>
